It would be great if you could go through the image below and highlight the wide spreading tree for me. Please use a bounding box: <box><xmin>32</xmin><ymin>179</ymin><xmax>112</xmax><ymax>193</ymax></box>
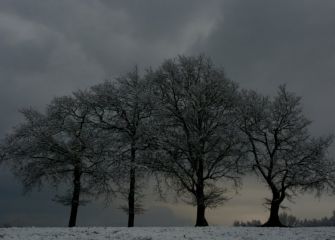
<box><xmin>150</xmin><ymin>55</ymin><xmax>244</xmax><ymax>226</ymax></box>
<box><xmin>1</xmin><ymin>94</ymin><xmax>117</xmax><ymax>227</ymax></box>
<box><xmin>237</xmin><ymin>86</ymin><xmax>333</xmax><ymax>227</ymax></box>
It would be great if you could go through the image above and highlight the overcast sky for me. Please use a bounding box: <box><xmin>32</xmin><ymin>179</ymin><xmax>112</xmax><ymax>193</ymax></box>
<box><xmin>0</xmin><ymin>0</ymin><xmax>335</xmax><ymax>227</ymax></box>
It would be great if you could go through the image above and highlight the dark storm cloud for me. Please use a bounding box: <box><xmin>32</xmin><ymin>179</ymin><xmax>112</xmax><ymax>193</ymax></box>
<box><xmin>0</xmin><ymin>0</ymin><xmax>223</xmax><ymax>73</ymax></box>
<box><xmin>193</xmin><ymin>0</ymin><xmax>335</xmax><ymax>134</ymax></box>
<box><xmin>0</xmin><ymin>0</ymin><xmax>334</xmax><ymax>226</ymax></box>
<box><xmin>0</xmin><ymin>0</ymin><xmax>223</xmax><ymax>134</ymax></box>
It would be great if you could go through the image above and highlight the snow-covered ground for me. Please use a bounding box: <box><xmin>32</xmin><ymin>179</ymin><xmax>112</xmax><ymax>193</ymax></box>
<box><xmin>0</xmin><ymin>227</ymin><xmax>335</xmax><ymax>240</ymax></box>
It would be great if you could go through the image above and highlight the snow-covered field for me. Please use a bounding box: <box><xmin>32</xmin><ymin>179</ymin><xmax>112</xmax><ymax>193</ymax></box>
<box><xmin>1</xmin><ymin>227</ymin><xmax>335</xmax><ymax>240</ymax></box>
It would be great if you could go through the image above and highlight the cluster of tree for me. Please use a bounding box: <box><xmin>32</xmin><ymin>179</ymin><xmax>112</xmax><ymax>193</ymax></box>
<box><xmin>234</xmin><ymin>211</ymin><xmax>335</xmax><ymax>227</ymax></box>
<box><xmin>280</xmin><ymin>211</ymin><xmax>335</xmax><ymax>227</ymax></box>
<box><xmin>233</xmin><ymin>219</ymin><xmax>262</xmax><ymax>227</ymax></box>
<box><xmin>0</xmin><ymin>55</ymin><xmax>334</xmax><ymax>228</ymax></box>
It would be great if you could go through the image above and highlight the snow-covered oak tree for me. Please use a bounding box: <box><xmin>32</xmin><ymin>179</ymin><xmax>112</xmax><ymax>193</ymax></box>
<box><xmin>237</xmin><ymin>86</ymin><xmax>333</xmax><ymax>227</ymax></box>
<box><xmin>2</xmin><ymin>94</ymin><xmax>116</xmax><ymax>227</ymax></box>
<box><xmin>150</xmin><ymin>55</ymin><xmax>243</xmax><ymax>226</ymax></box>
<box><xmin>83</xmin><ymin>68</ymin><xmax>155</xmax><ymax>227</ymax></box>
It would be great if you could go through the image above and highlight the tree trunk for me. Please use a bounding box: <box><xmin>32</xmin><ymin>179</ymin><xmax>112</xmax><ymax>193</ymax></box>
<box><xmin>128</xmin><ymin>146</ymin><xmax>136</xmax><ymax>227</ymax></box>
<box><xmin>195</xmin><ymin>201</ymin><xmax>208</xmax><ymax>227</ymax></box>
<box><xmin>262</xmin><ymin>191</ymin><xmax>285</xmax><ymax>227</ymax></box>
<box><xmin>68</xmin><ymin>167</ymin><xmax>81</xmax><ymax>227</ymax></box>
<box><xmin>195</xmin><ymin>159</ymin><xmax>208</xmax><ymax>227</ymax></box>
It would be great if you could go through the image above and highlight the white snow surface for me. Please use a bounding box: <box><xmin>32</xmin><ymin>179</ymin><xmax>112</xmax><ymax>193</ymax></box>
<box><xmin>0</xmin><ymin>227</ymin><xmax>335</xmax><ymax>240</ymax></box>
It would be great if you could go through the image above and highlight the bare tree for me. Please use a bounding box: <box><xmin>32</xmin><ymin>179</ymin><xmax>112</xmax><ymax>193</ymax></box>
<box><xmin>150</xmin><ymin>55</ymin><xmax>243</xmax><ymax>226</ymax></box>
<box><xmin>2</xmin><ymin>94</ymin><xmax>116</xmax><ymax>227</ymax></box>
<box><xmin>84</xmin><ymin>67</ymin><xmax>155</xmax><ymax>227</ymax></box>
<box><xmin>237</xmin><ymin>86</ymin><xmax>333</xmax><ymax>227</ymax></box>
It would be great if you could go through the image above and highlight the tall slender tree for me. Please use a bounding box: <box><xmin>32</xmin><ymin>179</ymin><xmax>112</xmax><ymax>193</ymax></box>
<box><xmin>84</xmin><ymin>68</ymin><xmax>155</xmax><ymax>227</ymax></box>
<box><xmin>151</xmin><ymin>55</ymin><xmax>243</xmax><ymax>226</ymax></box>
<box><xmin>237</xmin><ymin>86</ymin><xmax>333</xmax><ymax>227</ymax></box>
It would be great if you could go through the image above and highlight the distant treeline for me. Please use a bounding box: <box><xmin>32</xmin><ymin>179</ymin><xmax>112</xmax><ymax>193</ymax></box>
<box><xmin>234</xmin><ymin>211</ymin><xmax>335</xmax><ymax>227</ymax></box>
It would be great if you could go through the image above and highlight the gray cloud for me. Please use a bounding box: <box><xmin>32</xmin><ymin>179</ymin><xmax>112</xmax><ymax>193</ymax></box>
<box><xmin>0</xmin><ymin>0</ymin><xmax>334</xmax><ymax>226</ymax></box>
<box><xmin>193</xmin><ymin>0</ymin><xmax>335</xmax><ymax>137</ymax></box>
